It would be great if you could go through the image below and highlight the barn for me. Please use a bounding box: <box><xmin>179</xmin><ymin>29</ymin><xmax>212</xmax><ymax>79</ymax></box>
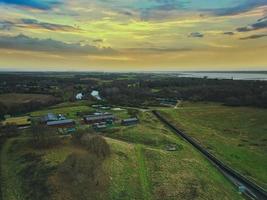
<box><xmin>83</xmin><ymin>113</ymin><xmax>115</xmax><ymax>124</ymax></box>
<box><xmin>121</xmin><ymin>118</ymin><xmax>139</xmax><ymax>126</ymax></box>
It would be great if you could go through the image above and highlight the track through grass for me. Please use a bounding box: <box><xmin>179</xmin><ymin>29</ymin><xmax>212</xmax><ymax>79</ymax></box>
<box><xmin>135</xmin><ymin>144</ymin><xmax>152</xmax><ymax>200</ymax></box>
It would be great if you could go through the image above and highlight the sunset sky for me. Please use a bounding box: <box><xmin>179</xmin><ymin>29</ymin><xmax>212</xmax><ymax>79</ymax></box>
<box><xmin>0</xmin><ymin>0</ymin><xmax>267</xmax><ymax>71</ymax></box>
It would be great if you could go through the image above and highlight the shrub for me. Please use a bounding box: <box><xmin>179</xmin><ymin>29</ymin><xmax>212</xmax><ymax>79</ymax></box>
<box><xmin>81</xmin><ymin>135</ymin><xmax>111</xmax><ymax>158</ymax></box>
<box><xmin>127</xmin><ymin>108</ymin><xmax>140</xmax><ymax>117</ymax></box>
<box><xmin>71</xmin><ymin>129</ymin><xmax>87</xmax><ymax>144</ymax></box>
<box><xmin>31</xmin><ymin>122</ymin><xmax>60</xmax><ymax>148</ymax></box>
<box><xmin>0</xmin><ymin>123</ymin><xmax>18</xmax><ymax>137</ymax></box>
<box><xmin>57</xmin><ymin>153</ymin><xmax>109</xmax><ymax>200</ymax></box>
<box><xmin>224</xmin><ymin>97</ymin><xmax>241</xmax><ymax>107</ymax></box>
<box><xmin>17</xmin><ymin>152</ymin><xmax>55</xmax><ymax>200</ymax></box>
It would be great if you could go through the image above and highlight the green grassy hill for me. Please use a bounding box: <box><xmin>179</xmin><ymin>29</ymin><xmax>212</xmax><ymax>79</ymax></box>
<box><xmin>159</xmin><ymin>102</ymin><xmax>267</xmax><ymax>189</ymax></box>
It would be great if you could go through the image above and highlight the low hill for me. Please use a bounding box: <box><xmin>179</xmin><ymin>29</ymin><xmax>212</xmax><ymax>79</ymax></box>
<box><xmin>0</xmin><ymin>105</ymin><xmax>243</xmax><ymax>200</ymax></box>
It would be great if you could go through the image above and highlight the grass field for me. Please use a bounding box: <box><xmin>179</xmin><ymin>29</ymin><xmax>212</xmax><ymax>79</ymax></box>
<box><xmin>159</xmin><ymin>102</ymin><xmax>267</xmax><ymax>189</ymax></box>
<box><xmin>0</xmin><ymin>103</ymin><xmax>245</xmax><ymax>200</ymax></box>
<box><xmin>30</xmin><ymin>104</ymin><xmax>93</xmax><ymax>120</ymax></box>
<box><xmin>1</xmin><ymin>116</ymin><xmax>30</xmax><ymax>126</ymax></box>
<box><xmin>0</xmin><ymin>93</ymin><xmax>58</xmax><ymax>107</ymax></box>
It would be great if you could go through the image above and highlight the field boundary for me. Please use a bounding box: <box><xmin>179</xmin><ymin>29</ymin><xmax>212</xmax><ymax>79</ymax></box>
<box><xmin>152</xmin><ymin>110</ymin><xmax>267</xmax><ymax>200</ymax></box>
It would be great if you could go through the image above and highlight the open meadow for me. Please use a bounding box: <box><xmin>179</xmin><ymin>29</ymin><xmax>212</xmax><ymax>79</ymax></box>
<box><xmin>159</xmin><ymin>102</ymin><xmax>267</xmax><ymax>189</ymax></box>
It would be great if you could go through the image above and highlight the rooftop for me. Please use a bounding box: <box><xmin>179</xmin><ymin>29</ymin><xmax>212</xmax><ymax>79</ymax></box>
<box><xmin>122</xmin><ymin>118</ymin><xmax>139</xmax><ymax>123</ymax></box>
<box><xmin>47</xmin><ymin>119</ymin><xmax>75</xmax><ymax>126</ymax></box>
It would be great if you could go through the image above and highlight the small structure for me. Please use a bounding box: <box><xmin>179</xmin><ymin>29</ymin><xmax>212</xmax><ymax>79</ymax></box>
<box><xmin>42</xmin><ymin>113</ymin><xmax>75</xmax><ymax>131</ymax></box>
<box><xmin>156</xmin><ymin>98</ymin><xmax>178</xmax><ymax>107</ymax></box>
<box><xmin>165</xmin><ymin>144</ymin><xmax>178</xmax><ymax>151</ymax></box>
<box><xmin>46</xmin><ymin>119</ymin><xmax>76</xmax><ymax>134</ymax></box>
<box><xmin>92</xmin><ymin>104</ymin><xmax>103</xmax><ymax>108</ymax></box>
<box><xmin>92</xmin><ymin>122</ymin><xmax>108</xmax><ymax>130</ymax></box>
<box><xmin>121</xmin><ymin>118</ymin><xmax>139</xmax><ymax>126</ymax></box>
<box><xmin>46</xmin><ymin>119</ymin><xmax>75</xmax><ymax>128</ymax></box>
<box><xmin>100</xmin><ymin>106</ymin><xmax>111</xmax><ymax>110</ymax></box>
<box><xmin>42</xmin><ymin>113</ymin><xmax>67</xmax><ymax>123</ymax></box>
<box><xmin>75</xmin><ymin>93</ymin><xmax>84</xmax><ymax>100</ymax></box>
<box><xmin>83</xmin><ymin>113</ymin><xmax>115</xmax><ymax>124</ymax></box>
<box><xmin>58</xmin><ymin>114</ymin><xmax>66</xmax><ymax>120</ymax></box>
<box><xmin>42</xmin><ymin>113</ymin><xmax>58</xmax><ymax>123</ymax></box>
<box><xmin>112</xmin><ymin>107</ymin><xmax>125</xmax><ymax>111</ymax></box>
<box><xmin>91</xmin><ymin>90</ymin><xmax>101</xmax><ymax>100</ymax></box>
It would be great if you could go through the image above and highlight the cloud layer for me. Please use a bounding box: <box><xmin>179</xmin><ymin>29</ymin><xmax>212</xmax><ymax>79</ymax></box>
<box><xmin>0</xmin><ymin>34</ymin><xmax>115</xmax><ymax>54</ymax></box>
<box><xmin>0</xmin><ymin>0</ymin><xmax>267</xmax><ymax>70</ymax></box>
<box><xmin>0</xmin><ymin>0</ymin><xmax>61</xmax><ymax>10</ymax></box>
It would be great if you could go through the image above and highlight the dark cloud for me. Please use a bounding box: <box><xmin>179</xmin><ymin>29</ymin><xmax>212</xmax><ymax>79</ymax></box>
<box><xmin>0</xmin><ymin>0</ymin><xmax>60</xmax><ymax>10</ymax></box>
<box><xmin>0</xmin><ymin>34</ymin><xmax>116</xmax><ymax>54</ymax></box>
<box><xmin>207</xmin><ymin>0</ymin><xmax>267</xmax><ymax>16</ymax></box>
<box><xmin>236</xmin><ymin>27</ymin><xmax>251</xmax><ymax>32</ymax></box>
<box><xmin>189</xmin><ymin>32</ymin><xmax>204</xmax><ymax>38</ymax></box>
<box><xmin>223</xmin><ymin>32</ymin><xmax>234</xmax><ymax>35</ymax></box>
<box><xmin>122</xmin><ymin>11</ymin><xmax>134</xmax><ymax>16</ymax></box>
<box><xmin>237</xmin><ymin>19</ymin><xmax>267</xmax><ymax>32</ymax></box>
<box><xmin>0</xmin><ymin>20</ymin><xmax>14</xmax><ymax>30</ymax></box>
<box><xmin>139</xmin><ymin>0</ymin><xmax>190</xmax><ymax>20</ymax></box>
<box><xmin>0</xmin><ymin>18</ymin><xmax>78</xmax><ymax>32</ymax></box>
<box><xmin>21</xmin><ymin>18</ymin><xmax>77</xmax><ymax>31</ymax></box>
<box><xmin>152</xmin><ymin>0</ymin><xmax>189</xmax><ymax>11</ymax></box>
<box><xmin>251</xmin><ymin>20</ymin><xmax>267</xmax><ymax>29</ymax></box>
<box><xmin>93</xmin><ymin>39</ymin><xmax>104</xmax><ymax>43</ymax></box>
<box><xmin>240</xmin><ymin>34</ymin><xmax>267</xmax><ymax>40</ymax></box>
<box><xmin>125</xmin><ymin>47</ymin><xmax>192</xmax><ymax>53</ymax></box>
<box><xmin>258</xmin><ymin>16</ymin><xmax>267</xmax><ymax>22</ymax></box>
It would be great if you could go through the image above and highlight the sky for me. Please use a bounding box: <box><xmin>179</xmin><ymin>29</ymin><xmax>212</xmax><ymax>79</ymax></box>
<box><xmin>0</xmin><ymin>0</ymin><xmax>267</xmax><ymax>71</ymax></box>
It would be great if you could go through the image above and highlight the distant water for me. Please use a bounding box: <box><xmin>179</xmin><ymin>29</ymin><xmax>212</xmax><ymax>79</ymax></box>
<box><xmin>177</xmin><ymin>72</ymin><xmax>267</xmax><ymax>81</ymax></box>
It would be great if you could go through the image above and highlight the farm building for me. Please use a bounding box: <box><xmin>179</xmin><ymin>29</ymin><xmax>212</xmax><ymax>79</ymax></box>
<box><xmin>42</xmin><ymin>113</ymin><xmax>66</xmax><ymax>123</ymax></box>
<box><xmin>121</xmin><ymin>118</ymin><xmax>139</xmax><ymax>126</ymax></box>
<box><xmin>42</xmin><ymin>113</ymin><xmax>58</xmax><ymax>122</ymax></box>
<box><xmin>83</xmin><ymin>113</ymin><xmax>115</xmax><ymax>124</ymax></box>
<box><xmin>92</xmin><ymin>122</ymin><xmax>108</xmax><ymax>130</ymax></box>
<box><xmin>46</xmin><ymin>119</ymin><xmax>76</xmax><ymax>134</ymax></box>
<box><xmin>156</xmin><ymin>98</ymin><xmax>177</xmax><ymax>107</ymax></box>
<box><xmin>47</xmin><ymin>119</ymin><xmax>75</xmax><ymax>128</ymax></box>
<box><xmin>92</xmin><ymin>104</ymin><xmax>103</xmax><ymax>108</ymax></box>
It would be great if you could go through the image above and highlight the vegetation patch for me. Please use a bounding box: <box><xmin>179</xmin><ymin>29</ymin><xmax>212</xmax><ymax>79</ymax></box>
<box><xmin>54</xmin><ymin>152</ymin><xmax>109</xmax><ymax>200</ymax></box>
<box><xmin>1</xmin><ymin>138</ymin><xmax>55</xmax><ymax>200</ymax></box>
<box><xmin>0</xmin><ymin>93</ymin><xmax>60</xmax><ymax>117</ymax></box>
<box><xmin>160</xmin><ymin>102</ymin><xmax>267</xmax><ymax>189</ymax></box>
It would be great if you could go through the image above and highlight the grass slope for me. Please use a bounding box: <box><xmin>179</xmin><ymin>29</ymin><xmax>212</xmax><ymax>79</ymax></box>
<box><xmin>0</xmin><ymin>104</ymin><xmax>245</xmax><ymax>200</ymax></box>
<box><xmin>160</xmin><ymin>102</ymin><xmax>267</xmax><ymax>189</ymax></box>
